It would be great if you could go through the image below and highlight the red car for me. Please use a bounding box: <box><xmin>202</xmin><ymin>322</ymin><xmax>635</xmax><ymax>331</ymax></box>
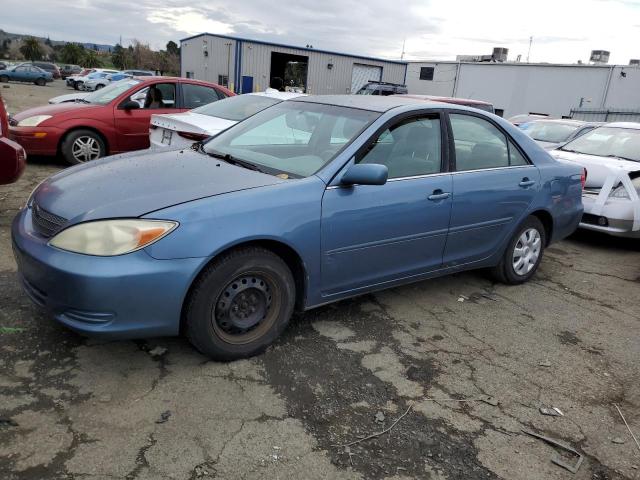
<box><xmin>10</xmin><ymin>77</ymin><xmax>234</xmax><ymax>164</ymax></box>
<box><xmin>0</xmin><ymin>97</ymin><xmax>26</xmax><ymax>184</ymax></box>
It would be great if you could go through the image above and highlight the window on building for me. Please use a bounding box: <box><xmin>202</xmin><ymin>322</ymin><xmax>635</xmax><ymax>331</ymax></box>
<box><xmin>218</xmin><ymin>75</ymin><xmax>229</xmax><ymax>87</ymax></box>
<box><xmin>185</xmin><ymin>72</ymin><xmax>194</xmax><ymax>79</ymax></box>
<box><xmin>419</xmin><ymin>66</ymin><xmax>434</xmax><ymax>81</ymax></box>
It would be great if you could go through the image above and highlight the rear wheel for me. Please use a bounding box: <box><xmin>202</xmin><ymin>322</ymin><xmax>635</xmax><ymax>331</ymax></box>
<box><xmin>60</xmin><ymin>129</ymin><xmax>106</xmax><ymax>165</ymax></box>
<box><xmin>185</xmin><ymin>247</ymin><xmax>295</xmax><ymax>361</ymax></box>
<box><xmin>491</xmin><ymin>216</ymin><xmax>546</xmax><ymax>285</ymax></box>
<box><xmin>35</xmin><ymin>78</ymin><xmax>46</xmax><ymax>86</ymax></box>
<box><xmin>95</xmin><ymin>84</ymin><xmax>104</xmax><ymax>90</ymax></box>
<box><xmin>0</xmin><ymin>75</ymin><xmax>8</xmax><ymax>83</ymax></box>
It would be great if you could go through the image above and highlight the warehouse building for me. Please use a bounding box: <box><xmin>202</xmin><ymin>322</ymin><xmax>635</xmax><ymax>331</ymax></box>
<box><xmin>405</xmin><ymin>59</ymin><xmax>640</xmax><ymax>119</ymax></box>
<box><xmin>180</xmin><ymin>33</ymin><xmax>407</xmax><ymax>95</ymax></box>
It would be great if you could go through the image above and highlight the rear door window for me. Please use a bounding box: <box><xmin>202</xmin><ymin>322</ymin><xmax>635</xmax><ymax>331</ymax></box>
<box><xmin>182</xmin><ymin>84</ymin><xmax>221</xmax><ymax>109</ymax></box>
<box><xmin>450</xmin><ymin>114</ymin><xmax>509</xmax><ymax>171</ymax></box>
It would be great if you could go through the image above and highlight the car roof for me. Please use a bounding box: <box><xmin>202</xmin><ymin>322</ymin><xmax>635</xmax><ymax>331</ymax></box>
<box><xmin>249</xmin><ymin>91</ymin><xmax>306</xmax><ymax>100</ymax></box>
<box><xmin>399</xmin><ymin>94</ymin><xmax>492</xmax><ymax>107</ymax></box>
<box><xmin>604</xmin><ymin>122</ymin><xmax>640</xmax><ymax>130</ymax></box>
<box><xmin>290</xmin><ymin>95</ymin><xmax>439</xmax><ymax>112</ymax></box>
<box><xmin>526</xmin><ymin>119</ymin><xmax>586</xmax><ymax>126</ymax></box>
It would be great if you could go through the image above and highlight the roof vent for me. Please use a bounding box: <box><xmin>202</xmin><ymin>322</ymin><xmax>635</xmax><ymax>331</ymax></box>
<box><xmin>590</xmin><ymin>50</ymin><xmax>610</xmax><ymax>64</ymax></box>
<box><xmin>630</xmin><ymin>59</ymin><xmax>640</xmax><ymax>66</ymax></box>
<box><xmin>492</xmin><ymin>48</ymin><xmax>508</xmax><ymax>62</ymax></box>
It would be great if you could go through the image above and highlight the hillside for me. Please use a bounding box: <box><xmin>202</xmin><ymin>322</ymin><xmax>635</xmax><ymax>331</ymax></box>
<box><xmin>0</xmin><ymin>29</ymin><xmax>114</xmax><ymax>52</ymax></box>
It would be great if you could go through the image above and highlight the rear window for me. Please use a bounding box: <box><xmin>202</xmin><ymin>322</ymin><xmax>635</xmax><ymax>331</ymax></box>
<box><xmin>192</xmin><ymin>94</ymin><xmax>281</xmax><ymax>121</ymax></box>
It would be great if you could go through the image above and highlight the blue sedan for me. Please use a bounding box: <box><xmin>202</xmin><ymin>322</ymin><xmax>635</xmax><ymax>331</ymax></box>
<box><xmin>12</xmin><ymin>96</ymin><xmax>583</xmax><ymax>360</ymax></box>
<box><xmin>0</xmin><ymin>64</ymin><xmax>53</xmax><ymax>86</ymax></box>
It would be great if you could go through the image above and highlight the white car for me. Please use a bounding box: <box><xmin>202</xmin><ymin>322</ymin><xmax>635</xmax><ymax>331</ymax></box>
<box><xmin>73</xmin><ymin>69</ymin><xmax>119</xmax><ymax>90</ymax></box>
<box><xmin>48</xmin><ymin>92</ymin><xmax>91</xmax><ymax>104</ymax></box>
<box><xmin>149</xmin><ymin>91</ymin><xmax>304</xmax><ymax>149</ymax></box>
<box><xmin>550</xmin><ymin>122</ymin><xmax>640</xmax><ymax>238</ymax></box>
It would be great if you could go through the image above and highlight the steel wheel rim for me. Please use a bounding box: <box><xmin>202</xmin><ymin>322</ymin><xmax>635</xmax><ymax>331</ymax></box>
<box><xmin>71</xmin><ymin>136</ymin><xmax>101</xmax><ymax>162</ymax></box>
<box><xmin>212</xmin><ymin>272</ymin><xmax>280</xmax><ymax>345</ymax></box>
<box><xmin>512</xmin><ymin>228</ymin><xmax>541</xmax><ymax>276</ymax></box>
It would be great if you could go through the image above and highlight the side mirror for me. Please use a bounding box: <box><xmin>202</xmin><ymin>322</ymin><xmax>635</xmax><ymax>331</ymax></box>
<box><xmin>120</xmin><ymin>100</ymin><xmax>140</xmax><ymax>110</ymax></box>
<box><xmin>340</xmin><ymin>163</ymin><xmax>388</xmax><ymax>186</ymax></box>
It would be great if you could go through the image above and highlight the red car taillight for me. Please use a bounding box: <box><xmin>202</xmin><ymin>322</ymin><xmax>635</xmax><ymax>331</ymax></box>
<box><xmin>177</xmin><ymin>131</ymin><xmax>210</xmax><ymax>141</ymax></box>
<box><xmin>581</xmin><ymin>168</ymin><xmax>587</xmax><ymax>189</ymax></box>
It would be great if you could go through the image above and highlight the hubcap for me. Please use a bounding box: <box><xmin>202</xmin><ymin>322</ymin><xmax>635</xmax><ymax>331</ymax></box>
<box><xmin>214</xmin><ymin>275</ymin><xmax>274</xmax><ymax>343</ymax></box>
<box><xmin>512</xmin><ymin>228</ymin><xmax>541</xmax><ymax>276</ymax></box>
<box><xmin>71</xmin><ymin>136</ymin><xmax>101</xmax><ymax>162</ymax></box>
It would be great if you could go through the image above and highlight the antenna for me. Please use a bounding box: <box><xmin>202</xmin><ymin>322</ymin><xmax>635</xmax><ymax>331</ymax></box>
<box><xmin>401</xmin><ymin>38</ymin><xmax>406</xmax><ymax>60</ymax></box>
<box><xmin>527</xmin><ymin>36</ymin><xmax>533</xmax><ymax>63</ymax></box>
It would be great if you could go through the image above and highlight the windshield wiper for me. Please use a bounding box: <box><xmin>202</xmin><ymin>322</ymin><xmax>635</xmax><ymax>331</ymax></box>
<box><xmin>204</xmin><ymin>149</ymin><xmax>265</xmax><ymax>173</ymax></box>
<box><xmin>605</xmin><ymin>154</ymin><xmax>638</xmax><ymax>162</ymax></box>
<box><xmin>558</xmin><ymin>147</ymin><xmax>581</xmax><ymax>153</ymax></box>
<box><xmin>74</xmin><ymin>98</ymin><xmax>90</xmax><ymax>104</ymax></box>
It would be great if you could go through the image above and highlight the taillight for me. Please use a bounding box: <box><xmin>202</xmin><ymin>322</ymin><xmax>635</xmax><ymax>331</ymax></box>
<box><xmin>581</xmin><ymin>168</ymin><xmax>587</xmax><ymax>189</ymax></box>
<box><xmin>177</xmin><ymin>131</ymin><xmax>209</xmax><ymax>141</ymax></box>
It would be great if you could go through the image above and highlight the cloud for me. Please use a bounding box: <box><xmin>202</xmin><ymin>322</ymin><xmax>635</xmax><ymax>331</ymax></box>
<box><xmin>1</xmin><ymin>0</ymin><xmax>639</xmax><ymax>63</ymax></box>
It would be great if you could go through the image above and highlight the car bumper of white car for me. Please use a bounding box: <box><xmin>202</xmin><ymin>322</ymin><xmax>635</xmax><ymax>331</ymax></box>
<box><xmin>580</xmin><ymin>174</ymin><xmax>640</xmax><ymax>238</ymax></box>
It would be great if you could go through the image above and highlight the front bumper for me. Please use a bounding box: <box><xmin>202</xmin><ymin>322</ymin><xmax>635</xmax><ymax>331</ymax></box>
<box><xmin>580</xmin><ymin>193</ymin><xmax>640</xmax><ymax>238</ymax></box>
<box><xmin>12</xmin><ymin>208</ymin><xmax>206</xmax><ymax>339</ymax></box>
<box><xmin>9</xmin><ymin>126</ymin><xmax>63</xmax><ymax>156</ymax></box>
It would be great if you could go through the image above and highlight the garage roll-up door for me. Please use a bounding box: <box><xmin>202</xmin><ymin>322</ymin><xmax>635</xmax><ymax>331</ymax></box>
<box><xmin>351</xmin><ymin>64</ymin><xmax>382</xmax><ymax>93</ymax></box>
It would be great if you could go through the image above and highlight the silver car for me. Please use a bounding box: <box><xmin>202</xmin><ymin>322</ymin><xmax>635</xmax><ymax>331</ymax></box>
<box><xmin>520</xmin><ymin>119</ymin><xmax>603</xmax><ymax>150</ymax></box>
<box><xmin>550</xmin><ymin>122</ymin><xmax>640</xmax><ymax>238</ymax></box>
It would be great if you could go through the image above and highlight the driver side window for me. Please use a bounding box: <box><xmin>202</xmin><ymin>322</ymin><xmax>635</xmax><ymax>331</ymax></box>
<box><xmin>129</xmin><ymin>83</ymin><xmax>177</xmax><ymax>109</ymax></box>
<box><xmin>357</xmin><ymin>116</ymin><xmax>442</xmax><ymax>179</ymax></box>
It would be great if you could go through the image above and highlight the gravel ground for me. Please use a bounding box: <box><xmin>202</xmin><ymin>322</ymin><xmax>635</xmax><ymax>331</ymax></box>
<box><xmin>1</xmin><ymin>79</ymin><xmax>69</xmax><ymax>115</ymax></box>
<box><xmin>1</xmin><ymin>84</ymin><xmax>639</xmax><ymax>480</ymax></box>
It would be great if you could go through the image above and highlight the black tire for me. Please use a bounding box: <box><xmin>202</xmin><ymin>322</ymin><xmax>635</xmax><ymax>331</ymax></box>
<box><xmin>35</xmin><ymin>77</ymin><xmax>46</xmax><ymax>86</ymax></box>
<box><xmin>74</xmin><ymin>81</ymin><xmax>82</xmax><ymax>90</ymax></box>
<box><xmin>0</xmin><ymin>75</ymin><xmax>8</xmax><ymax>83</ymax></box>
<box><xmin>491</xmin><ymin>216</ymin><xmax>546</xmax><ymax>285</ymax></box>
<box><xmin>95</xmin><ymin>84</ymin><xmax>104</xmax><ymax>90</ymax></box>
<box><xmin>60</xmin><ymin>129</ymin><xmax>106</xmax><ymax>165</ymax></box>
<box><xmin>185</xmin><ymin>247</ymin><xmax>296</xmax><ymax>361</ymax></box>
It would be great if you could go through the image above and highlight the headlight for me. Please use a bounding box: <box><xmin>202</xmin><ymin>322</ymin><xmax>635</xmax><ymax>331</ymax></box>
<box><xmin>17</xmin><ymin>115</ymin><xmax>52</xmax><ymax>127</ymax></box>
<box><xmin>49</xmin><ymin>219</ymin><xmax>178</xmax><ymax>256</ymax></box>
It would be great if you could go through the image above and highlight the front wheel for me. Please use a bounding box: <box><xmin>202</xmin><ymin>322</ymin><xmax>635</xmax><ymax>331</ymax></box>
<box><xmin>0</xmin><ymin>75</ymin><xmax>8</xmax><ymax>83</ymax></box>
<box><xmin>95</xmin><ymin>84</ymin><xmax>104</xmax><ymax>90</ymax></box>
<box><xmin>491</xmin><ymin>216</ymin><xmax>546</xmax><ymax>285</ymax></box>
<box><xmin>35</xmin><ymin>78</ymin><xmax>46</xmax><ymax>86</ymax></box>
<box><xmin>185</xmin><ymin>247</ymin><xmax>296</xmax><ymax>361</ymax></box>
<box><xmin>74</xmin><ymin>81</ymin><xmax>82</xmax><ymax>90</ymax></box>
<box><xmin>60</xmin><ymin>129</ymin><xmax>106</xmax><ymax>165</ymax></box>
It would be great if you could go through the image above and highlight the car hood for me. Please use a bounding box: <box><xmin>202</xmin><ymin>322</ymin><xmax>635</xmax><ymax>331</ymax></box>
<box><xmin>151</xmin><ymin>112</ymin><xmax>237</xmax><ymax>135</ymax></box>
<box><xmin>550</xmin><ymin>149</ymin><xmax>640</xmax><ymax>187</ymax></box>
<box><xmin>13</xmin><ymin>102</ymin><xmax>102</xmax><ymax>121</ymax></box>
<box><xmin>535</xmin><ymin>140</ymin><xmax>561</xmax><ymax>150</ymax></box>
<box><xmin>32</xmin><ymin>147</ymin><xmax>286</xmax><ymax>223</ymax></box>
<box><xmin>48</xmin><ymin>92</ymin><xmax>90</xmax><ymax>104</ymax></box>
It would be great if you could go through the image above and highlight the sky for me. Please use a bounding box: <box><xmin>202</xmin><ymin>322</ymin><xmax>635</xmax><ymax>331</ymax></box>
<box><xmin>3</xmin><ymin>0</ymin><xmax>640</xmax><ymax>64</ymax></box>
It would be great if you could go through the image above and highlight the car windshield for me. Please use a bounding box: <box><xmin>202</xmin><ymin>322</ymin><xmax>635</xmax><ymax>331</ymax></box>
<box><xmin>83</xmin><ymin>79</ymin><xmax>142</xmax><ymax>105</ymax></box>
<box><xmin>560</xmin><ymin>126</ymin><xmax>640</xmax><ymax>162</ymax></box>
<box><xmin>203</xmin><ymin>101</ymin><xmax>380</xmax><ymax>177</ymax></box>
<box><xmin>355</xmin><ymin>86</ymin><xmax>379</xmax><ymax>95</ymax></box>
<box><xmin>192</xmin><ymin>95</ymin><xmax>281</xmax><ymax>121</ymax></box>
<box><xmin>521</xmin><ymin>121</ymin><xmax>581</xmax><ymax>143</ymax></box>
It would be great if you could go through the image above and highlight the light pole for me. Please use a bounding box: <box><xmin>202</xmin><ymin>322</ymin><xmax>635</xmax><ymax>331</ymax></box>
<box><xmin>225</xmin><ymin>42</ymin><xmax>232</xmax><ymax>88</ymax></box>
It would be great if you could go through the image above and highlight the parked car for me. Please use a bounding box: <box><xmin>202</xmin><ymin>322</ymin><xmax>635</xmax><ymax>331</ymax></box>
<box><xmin>0</xmin><ymin>61</ymin><xmax>7</xmax><ymax>70</ymax></box>
<box><xmin>150</xmin><ymin>91</ymin><xmax>304</xmax><ymax>149</ymax></box>
<box><xmin>29</xmin><ymin>62</ymin><xmax>61</xmax><ymax>79</ymax></box>
<box><xmin>48</xmin><ymin>92</ymin><xmax>91</xmax><ymax>104</ymax></box>
<box><xmin>73</xmin><ymin>69</ymin><xmax>119</xmax><ymax>90</ymax></box>
<box><xmin>82</xmin><ymin>71</ymin><xmax>119</xmax><ymax>91</ymax></box>
<box><xmin>355</xmin><ymin>81</ymin><xmax>408</xmax><ymax>95</ymax></box>
<box><xmin>508</xmin><ymin>113</ymin><xmax>550</xmax><ymax>126</ymax></box>
<box><xmin>549</xmin><ymin>122</ymin><xmax>640</xmax><ymax>238</ymax></box>
<box><xmin>398</xmin><ymin>94</ymin><xmax>495</xmax><ymax>114</ymax></box>
<box><xmin>122</xmin><ymin>70</ymin><xmax>156</xmax><ymax>76</ymax></box>
<box><xmin>12</xmin><ymin>95</ymin><xmax>583</xmax><ymax>360</ymax></box>
<box><xmin>66</xmin><ymin>69</ymin><xmax>94</xmax><ymax>88</ymax></box>
<box><xmin>59</xmin><ymin>65</ymin><xmax>83</xmax><ymax>79</ymax></box>
<box><xmin>10</xmin><ymin>77</ymin><xmax>234</xmax><ymax>164</ymax></box>
<box><xmin>0</xmin><ymin>65</ymin><xmax>53</xmax><ymax>86</ymax></box>
<box><xmin>519</xmin><ymin>119</ymin><xmax>603</xmax><ymax>150</ymax></box>
<box><xmin>0</xmin><ymin>96</ymin><xmax>26</xmax><ymax>184</ymax></box>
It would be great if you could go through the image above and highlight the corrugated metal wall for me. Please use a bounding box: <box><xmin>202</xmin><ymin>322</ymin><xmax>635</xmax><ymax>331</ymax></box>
<box><xmin>181</xmin><ymin>34</ymin><xmax>407</xmax><ymax>95</ymax></box>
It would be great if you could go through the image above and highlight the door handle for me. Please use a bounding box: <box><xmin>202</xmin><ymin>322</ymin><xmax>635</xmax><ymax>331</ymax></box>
<box><xmin>428</xmin><ymin>190</ymin><xmax>451</xmax><ymax>201</ymax></box>
<box><xmin>519</xmin><ymin>178</ymin><xmax>536</xmax><ymax>187</ymax></box>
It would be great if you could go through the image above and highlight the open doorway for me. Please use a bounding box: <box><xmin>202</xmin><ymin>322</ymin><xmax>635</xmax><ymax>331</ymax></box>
<box><xmin>270</xmin><ymin>52</ymin><xmax>309</xmax><ymax>93</ymax></box>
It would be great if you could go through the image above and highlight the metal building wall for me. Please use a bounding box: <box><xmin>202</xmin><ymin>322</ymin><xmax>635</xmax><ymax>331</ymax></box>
<box><xmin>182</xmin><ymin>34</ymin><xmax>406</xmax><ymax>95</ymax></box>
<box><xmin>405</xmin><ymin>61</ymin><xmax>640</xmax><ymax>119</ymax></box>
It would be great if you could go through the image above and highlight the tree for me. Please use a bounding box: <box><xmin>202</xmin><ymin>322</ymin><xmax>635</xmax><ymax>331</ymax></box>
<box><xmin>19</xmin><ymin>36</ymin><xmax>44</xmax><ymax>61</ymax></box>
<box><xmin>166</xmin><ymin>40</ymin><xmax>180</xmax><ymax>56</ymax></box>
<box><xmin>83</xmin><ymin>49</ymin><xmax>102</xmax><ymax>68</ymax></box>
<box><xmin>111</xmin><ymin>44</ymin><xmax>129</xmax><ymax>70</ymax></box>
<box><xmin>59</xmin><ymin>43</ymin><xmax>85</xmax><ymax>65</ymax></box>
<box><xmin>45</xmin><ymin>36</ymin><xmax>53</xmax><ymax>47</ymax></box>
